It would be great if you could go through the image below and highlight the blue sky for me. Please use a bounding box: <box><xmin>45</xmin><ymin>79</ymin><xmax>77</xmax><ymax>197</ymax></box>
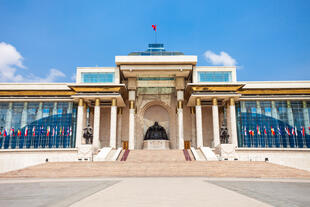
<box><xmin>0</xmin><ymin>0</ymin><xmax>310</xmax><ymax>82</ymax></box>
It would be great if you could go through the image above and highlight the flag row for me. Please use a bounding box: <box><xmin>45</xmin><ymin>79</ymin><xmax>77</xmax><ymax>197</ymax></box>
<box><xmin>0</xmin><ymin>126</ymin><xmax>73</xmax><ymax>137</ymax></box>
<box><xmin>243</xmin><ymin>126</ymin><xmax>309</xmax><ymax>137</ymax></box>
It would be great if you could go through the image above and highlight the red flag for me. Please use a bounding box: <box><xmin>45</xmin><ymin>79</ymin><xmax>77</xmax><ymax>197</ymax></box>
<box><xmin>264</xmin><ymin>127</ymin><xmax>267</xmax><ymax>135</ymax></box>
<box><xmin>285</xmin><ymin>127</ymin><xmax>291</xmax><ymax>136</ymax></box>
<box><xmin>292</xmin><ymin>128</ymin><xmax>295</xmax><ymax>136</ymax></box>
<box><xmin>17</xmin><ymin>129</ymin><xmax>21</xmax><ymax>137</ymax></box>
<box><xmin>32</xmin><ymin>126</ymin><xmax>36</xmax><ymax>136</ymax></box>
<box><xmin>271</xmin><ymin>127</ymin><xmax>275</xmax><ymax>136</ymax></box>
<box><xmin>46</xmin><ymin>126</ymin><xmax>50</xmax><ymax>136</ymax></box>
<box><xmin>24</xmin><ymin>127</ymin><xmax>28</xmax><ymax>136</ymax></box>
<box><xmin>152</xmin><ymin>24</ymin><xmax>157</xmax><ymax>31</ymax></box>
<box><xmin>257</xmin><ymin>125</ymin><xmax>261</xmax><ymax>135</ymax></box>
<box><xmin>302</xmin><ymin>127</ymin><xmax>305</xmax><ymax>137</ymax></box>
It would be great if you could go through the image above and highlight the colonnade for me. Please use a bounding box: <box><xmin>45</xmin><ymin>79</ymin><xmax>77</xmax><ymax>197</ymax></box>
<box><xmin>75</xmin><ymin>98</ymin><xmax>119</xmax><ymax>151</ymax></box>
<box><xmin>186</xmin><ymin>97</ymin><xmax>238</xmax><ymax>149</ymax></box>
<box><xmin>75</xmin><ymin>96</ymin><xmax>238</xmax><ymax>151</ymax></box>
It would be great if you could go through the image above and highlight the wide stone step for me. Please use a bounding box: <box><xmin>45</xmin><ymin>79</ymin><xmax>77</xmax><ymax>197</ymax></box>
<box><xmin>2</xmin><ymin>161</ymin><xmax>310</xmax><ymax>178</ymax></box>
<box><xmin>125</xmin><ymin>150</ymin><xmax>186</xmax><ymax>162</ymax></box>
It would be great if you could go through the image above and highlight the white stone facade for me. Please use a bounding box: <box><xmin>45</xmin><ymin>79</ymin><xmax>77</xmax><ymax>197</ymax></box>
<box><xmin>1</xmin><ymin>44</ymin><xmax>310</xmax><ymax>173</ymax></box>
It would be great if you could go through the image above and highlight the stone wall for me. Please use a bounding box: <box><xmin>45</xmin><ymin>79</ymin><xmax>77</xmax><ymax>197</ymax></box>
<box><xmin>202</xmin><ymin>107</ymin><xmax>214</xmax><ymax>147</ymax></box>
<box><xmin>0</xmin><ymin>149</ymin><xmax>78</xmax><ymax>173</ymax></box>
<box><xmin>99</xmin><ymin>107</ymin><xmax>111</xmax><ymax>148</ymax></box>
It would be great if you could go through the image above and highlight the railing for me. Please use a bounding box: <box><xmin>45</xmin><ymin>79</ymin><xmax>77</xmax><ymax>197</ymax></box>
<box><xmin>120</xmin><ymin>149</ymin><xmax>130</xmax><ymax>161</ymax></box>
<box><xmin>183</xmin><ymin>149</ymin><xmax>191</xmax><ymax>161</ymax></box>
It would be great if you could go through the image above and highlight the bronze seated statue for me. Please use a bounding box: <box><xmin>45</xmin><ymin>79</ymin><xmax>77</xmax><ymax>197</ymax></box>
<box><xmin>144</xmin><ymin>121</ymin><xmax>168</xmax><ymax>140</ymax></box>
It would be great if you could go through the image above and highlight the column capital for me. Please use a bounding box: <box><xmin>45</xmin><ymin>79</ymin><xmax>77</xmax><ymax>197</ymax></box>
<box><xmin>303</xmin><ymin>100</ymin><xmax>307</xmax><ymax>108</ymax></box>
<box><xmin>112</xmin><ymin>98</ymin><xmax>117</xmax><ymax>106</ymax></box>
<box><xmin>212</xmin><ymin>98</ymin><xmax>217</xmax><ymax>106</ymax></box>
<box><xmin>78</xmin><ymin>98</ymin><xmax>84</xmax><ymax>106</ymax></box>
<box><xmin>177</xmin><ymin>100</ymin><xmax>183</xmax><ymax>109</ymax></box>
<box><xmin>287</xmin><ymin>100</ymin><xmax>291</xmax><ymax>108</ymax></box>
<box><xmin>195</xmin><ymin>98</ymin><xmax>201</xmax><ymax>106</ymax></box>
<box><xmin>229</xmin><ymin>98</ymin><xmax>235</xmax><ymax>106</ymax></box>
<box><xmin>130</xmin><ymin>100</ymin><xmax>135</xmax><ymax>109</ymax></box>
<box><xmin>190</xmin><ymin>107</ymin><xmax>195</xmax><ymax>114</ymax></box>
<box><xmin>95</xmin><ymin>98</ymin><xmax>100</xmax><ymax>106</ymax></box>
<box><xmin>118</xmin><ymin>107</ymin><xmax>123</xmax><ymax>115</ymax></box>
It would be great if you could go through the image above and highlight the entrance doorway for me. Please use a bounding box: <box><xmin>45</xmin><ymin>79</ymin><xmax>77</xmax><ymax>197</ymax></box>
<box><xmin>122</xmin><ymin>141</ymin><xmax>128</xmax><ymax>150</ymax></box>
<box><xmin>184</xmin><ymin>141</ymin><xmax>191</xmax><ymax>149</ymax></box>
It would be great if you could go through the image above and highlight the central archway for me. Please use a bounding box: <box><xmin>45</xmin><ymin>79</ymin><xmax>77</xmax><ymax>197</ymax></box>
<box><xmin>136</xmin><ymin>100</ymin><xmax>176</xmax><ymax>149</ymax></box>
<box><xmin>143</xmin><ymin>105</ymin><xmax>170</xmax><ymax>139</ymax></box>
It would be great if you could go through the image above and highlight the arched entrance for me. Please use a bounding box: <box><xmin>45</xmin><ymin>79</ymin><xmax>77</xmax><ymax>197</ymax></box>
<box><xmin>137</xmin><ymin>100</ymin><xmax>176</xmax><ymax>149</ymax></box>
<box><xmin>143</xmin><ymin>105</ymin><xmax>170</xmax><ymax>139</ymax></box>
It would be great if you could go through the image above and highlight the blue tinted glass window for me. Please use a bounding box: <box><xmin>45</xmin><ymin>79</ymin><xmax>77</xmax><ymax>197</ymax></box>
<box><xmin>0</xmin><ymin>101</ymin><xmax>77</xmax><ymax>149</ymax></box>
<box><xmin>81</xmin><ymin>72</ymin><xmax>114</xmax><ymax>83</ymax></box>
<box><xmin>198</xmin><ymin>71</ymin><xmax>232</xmax><ymax>82</ymax></box>
<box><xmin>236</xmin><ymin>100</ymin><xmax>310</xmax><ymax>149</ymax></box>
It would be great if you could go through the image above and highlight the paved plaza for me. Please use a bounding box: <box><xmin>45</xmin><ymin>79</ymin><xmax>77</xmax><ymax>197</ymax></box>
<box><xmin>0</xmin><ymin>177</ymin><xmax>310</xmax><ymax>207</ymax></box>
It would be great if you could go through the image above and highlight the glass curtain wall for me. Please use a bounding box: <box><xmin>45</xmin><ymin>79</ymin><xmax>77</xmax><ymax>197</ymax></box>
<box><xmin>0</xmin><ymin>101</ymin><xmax>77</xmax><ymax>149</ymax></box>
<box><xmin>236</xmin><ymin>100</ymin><xmax>310</xmax><ymax>148</ymax></box>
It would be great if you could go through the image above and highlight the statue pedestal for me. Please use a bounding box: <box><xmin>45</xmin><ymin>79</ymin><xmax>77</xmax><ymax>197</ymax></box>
<box><xmin>143</xmin><ymin>140</ymin><xmax>170</xmax><ymax>150</ymax></box>
<box><xmin>215</xmin><ymin>144</ymin><xmax>238</xmax><ymax>160</ymax></box>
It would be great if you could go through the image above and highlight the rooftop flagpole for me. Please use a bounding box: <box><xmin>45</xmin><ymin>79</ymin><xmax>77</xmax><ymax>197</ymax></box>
<box><xmin>152</xmin><ymin>24</ymin><xmax>157</xmax><ymax>43</ymax></box>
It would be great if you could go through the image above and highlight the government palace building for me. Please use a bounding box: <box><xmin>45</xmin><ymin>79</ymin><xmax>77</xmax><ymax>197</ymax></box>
<box><xmin>1</xmin><ymin>43</ymin><xmax>310</xmax><ymax>173</ymax></box>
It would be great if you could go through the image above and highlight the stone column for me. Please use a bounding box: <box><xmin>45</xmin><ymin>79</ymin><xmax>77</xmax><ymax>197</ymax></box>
<box><xmin>110</xmin><ymin>98</ymin><xmax>117</xmax><ymax>148</ymax></box>
<box><xmin>303</xmin><ymin>101</ymin><xmax>309</xmax><ymax>147</ymax></box>
<box><xmin>117</xmin><ymin>108</ymin><xmax>123</xmax><ymax>148</ymax></box>
<box><xmin>20</xmin><ymin>102</ymin><xmax>28</xmax><ymax>128</ymax></box>
<box><xmin>177</xmin><ymin>90</ymin><xmax>184</xmax><ymax>149</ymax></box>
<box><xmin>129</xmin><ymin>100</ymin><xmax>135</xmax><ymax>150</ymax></box>
<box><xmin>93</xmin><ymin>98</ymin><xmax>101</xmax><ymax>150</ymax></box>
<box><xmin>191</xmin><ymin>107</ymin><xmax>196</xmax><ymax>148</ymax></box>
<box><xmin>271</xmin><ymin>101</ymin><xmax>279</xmax><ymax>147</ymax></box>
<box><xmin>75</xmin><ymin>99</ymin><xmax>84</xmax><ymax>148</ymax></box>
<box><xmin>287</xmin><ymin>101</ymin><xmax>295</xmax><ymax>147</ymax></box>
<box><xmin>5</xmin><ymin>102</ymin><xmax>13</xmax><ymax>131</ymax></box>
<box><xmin>195</xmin><ymin>98</ymin><xmax>203</xmax><ymax>148</ymax></box>
<box><xmin>212</xmin><ymin>98</ymin><xmax>220</xmax><ymax>147</ymax></box>
<box><xmin>35</xmin><ymin>102</ymin><xmax>43</xmax><ymax>121</ymax></box>
<box><xmin>83</xmin><ymin>103</ymin><xmax>87</xmax><ymax>128</ymax></box>
<box><xmin>67</xmin><ymin>102</ymin><xmax>73</xmax><ymax>114</ymax></box>
<box><xmin>229</xmin><ymin>98</ymin><xmax>238</xmax><ymax>147</ymax></box>
<box><xmin>52</xmin><ymin>102</ymin><xmax>58</xmax><ymax>116</ymax></box>
<box><xmin>177</xmin><ymin>100</ymin><xmax>184</xmax><ymax>149</ymax></box>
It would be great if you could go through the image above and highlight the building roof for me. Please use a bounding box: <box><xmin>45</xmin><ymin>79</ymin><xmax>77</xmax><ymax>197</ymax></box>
<box><xmin>128</xmin><ymin>43</ymin><xmax>184</xmax><ymax>56</ymax></box>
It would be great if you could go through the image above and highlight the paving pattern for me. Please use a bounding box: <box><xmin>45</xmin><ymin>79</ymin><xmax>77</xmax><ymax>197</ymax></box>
<box><xmin>1</xmin><ymin>161</ymin><xmax>310</xmax><ymax>178</ymax></box>
<box><xmin>0</xmin><ymin>180</ymin><xmax>119</xmax><ymax>207</ymax></box>
<box><xmin>208</xmin><ymin>180</ymin><xmax>310</xmax><ymax>207</ymax></box>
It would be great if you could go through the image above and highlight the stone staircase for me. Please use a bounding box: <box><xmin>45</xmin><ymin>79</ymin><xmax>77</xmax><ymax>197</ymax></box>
<box><xmin>125</xmin><ymin>150</ymin><xmax>186</xmax><ymax>162</ymax></box>
<box><xmin>3</xmin><ymin>160</ymin><xmax>310</xmax><ymax>178</ymax></box>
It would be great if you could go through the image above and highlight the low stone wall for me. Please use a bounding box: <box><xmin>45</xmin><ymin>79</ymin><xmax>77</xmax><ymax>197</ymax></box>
<box><xmin>0</xmin><ymin>148</ymin><xmax>78</xmax><ymax>173</ymax></box>
<box><xmin>236</xmin><ymin>148</ymin><xmax>310</xmax><ymax>171</ymax></box>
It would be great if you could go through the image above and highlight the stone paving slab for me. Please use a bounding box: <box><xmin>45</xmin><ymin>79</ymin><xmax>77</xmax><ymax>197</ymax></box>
<box><xmin>0</xmin><ymin>180</ymin><xmax>119</xmax><ymax>207</ymax></box>
<box><xmin>208</xmin><ymin>180</ymin><xmax>310</xmax><ymax>207</ymax></box>
<box><xmin>69</xmin><ymin>178</ymin><xmax>271</xmax><ymax>207</ymax></box>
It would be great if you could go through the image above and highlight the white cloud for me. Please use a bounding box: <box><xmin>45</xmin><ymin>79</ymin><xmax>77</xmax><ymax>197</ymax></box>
<box><xmin>31</xmin><ymin>68</ymin><xmax>66</xmax><ymax>82</ymax></box>
<box><xmin>0</xmin><ymin>42</ymin><xmax>25</xmax><ymax>82</ymax></box>
<box><xmin>0</xmin><ymin>42</ymin><xmax>66</xmax><ymax>82</ymax></box>
<box><xmin>204</xmin><ymin>50</ymin><xmax>237</xmax><ymax>66</ymax></box>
